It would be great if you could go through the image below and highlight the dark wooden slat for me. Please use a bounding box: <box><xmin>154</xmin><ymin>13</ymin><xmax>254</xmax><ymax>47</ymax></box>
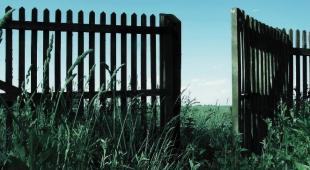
<box><xmin>78</xmin><ymin>11</ymin><xmax>84</xmax><ymax>115</ymax></box>
<box><xmin>141</xmin><ymin>14</ymin><xmax>147</xmax><ymax>134</ymax></box>
<box><xmin>159</xmin><ymin>14</ymin><xmax>181</xmax><ymax>148</ymax></box>
<box><xmin>293</xmin><ymin>48</ymin><xmax>310</xmax><ymax>56</ymax></box>
<box><xmin>99</xmin><ymin>12</ymin><xmax>106</xmax><ymax>112</ymax></box>
<box><xmin>121</xmin><ymin>13</ymin><xmax>127</xmax><ymax>115</ymax></box>
<box><xmin>19</xmin><ymin>7</ymin><xmax>25</xmax><ymax>89</ymax></box>
<box><xmin>66</xmin><ymin>10</ymin><xmax>73</xmax><ymax>116</ymax></box>
<box><xmin>150</xmin><ymin>15</ymin><xmax>157</xmax><ymax>130</ymax></box>
<box><xmin>302</xmin><ymin>31</ymin><xmax>307</xmax><ymax>98</ymax></box>
<box><xmin>131</xmin><ymin>14</ymin><xmax>137</xmax><ymax>92</ymax></box>
<box><xmin>5</xmin><ymin>5</ymin><xmax>13</xmax><ymax>150</ymax></box>
<box><xmin>130</xmin><ymin>13</ymin><xmax>137</xmax><ymax>119</ymax></box>
<box><xmin>43</xmin><ymin>9</ymin><xmax>50</xmax><ymax>93</ymax></box>
<box><xmin>55</xmin><ymin>9</ymin><xmax>61</xmax><ymax>91</ymax></box>
<box><xmin>31</xmin><ymin>8</ymin><xmax>38</xmax><ymax>93</ymax></box>
<box><xmin>4</xmin><ymin>20</ymin><xmax>168</xmax><ymax>34</ymax></box>
<box><xmin>288</xmin><ymin>29</ymin><xmax>294</xmax><ymax>107</ymax></box>
<box><xmin>243</xmin><ymin>15</ymin><xmax>252</xmax><ymax>150</ymax></box>
<box><xmin>111</xmin><ymin>13</ymin><xmax>116</xmax><ymax>92</ymax></box>
<box><xmin>66</xmin><ymin>10</ymin><xmax>73</xmax><ymax>92</ymax></box>
<box><xmin>89</xmin><ymin>11</ymin><xmax>95</xmax><ymax>99</ymax></box>
<box><xmin>296</xmin><ymin>30</ymin><xmax>301</xmax><ymax>108</ymax></box>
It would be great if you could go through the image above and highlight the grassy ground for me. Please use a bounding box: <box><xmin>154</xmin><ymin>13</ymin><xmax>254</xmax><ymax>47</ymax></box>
<box><xmin>1</xmin><ymin>10</ymin><xmax>310</xmax><ymax>170</ymax></box>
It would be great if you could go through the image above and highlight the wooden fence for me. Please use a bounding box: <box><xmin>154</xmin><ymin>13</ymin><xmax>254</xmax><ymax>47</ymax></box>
<box><xmin>232</xmin><ymin>8</ymin><xmax>310</xmax><ymax>153</ymax></box>
<box><xmin>0</xmin><ymin>6</ymin><xmax>181</xmax><ymax>148</ymax></box>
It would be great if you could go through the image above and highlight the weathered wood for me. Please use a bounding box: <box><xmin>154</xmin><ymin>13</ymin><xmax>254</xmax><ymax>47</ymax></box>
<box><xmin>78</xmin><ymin>11</ymin><xmax>84</xmax><ymax>115</ymax></box>
<box><xmin>89</xmin><ymin>11</ymin><xmax>95</xmax><ymax>99</ymax></box>
<box><xmin>55</xmin><ymin>9</ymin><xmax>61</xmax><ymax>91</ymax></box>
<box><xmin>121</xmin><ymin>13</ymin><xmax>127</xmax><ymax>115</ymax></box>
<box><xmin>99</xmin><ymin>12</ymin><xmax>106</xmax><ymax>112</ymax></box>
<box><xmin>231</xmin><ymin>8</ymin><xmax>241</xmax><ymax>134</ymax></box>
<box><xmin>19</xmin><ymin>7</ymin><xmax>25</xmax><ymax>89</ymax></box>
<box><xmin>4</xmin><ymin>20</ymin><xmax>168</xmax><ymax>34</ymax></box>
<box><xmin>296</xmin><ymin>30</ymin><xmax>301</xmax><ymax>108</ymax></box>
<box><xmin>302</xmin><ymin>31</ymin><xmax>307</xmax><ymax>98</ymax></box>
<box><xmin>131</xmin><ymin>13</ymin><xmax>137</xmax><ymax>117</ymax></box>
<box><xmin>5</xmin><ymin>6</ymin><xmax>13</xmax><ymax>150</ymax></box>
<box><xmin>111</xmin><ymin>13</ymin><xmax>116</xmax><ymax>92</ymax></box>
<box><xmin>141</xmin><ymin>14</ymin><xmax>147</xmax><ymax>135</ymax></box>
<box><xmin>288</xmin><ymin>29</ymin><xmax>294</xmax><ymax>107</ymax></box>
<box><xmin>43</xmin><ymin>9</ymin><xmax>50</xmax><ymax>93</ymax></box>
<box><xmin>150</xmin><ymin>15</ymin><xmax>157</xmax><ymax>131</ymax></box>
<box><xmin>31</xmin><ymin>8</ymin><xmax>38</xmax><ymax>93</ymax></box>
<box><xmin>159</xmin><ymin>14</ymin><xmax>181</xmax><ymax>148</ymax></box>
<box><xmin>66</xmin><ymin>10</ymin><xmax>73</xmax><ymax>92</ymax></box>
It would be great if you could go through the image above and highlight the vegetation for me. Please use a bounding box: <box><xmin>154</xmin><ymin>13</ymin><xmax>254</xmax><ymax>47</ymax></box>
<box><xmin>1</xmin><ymin>9</ymin><xmax>310</xmax><ymax>170</ymax></box>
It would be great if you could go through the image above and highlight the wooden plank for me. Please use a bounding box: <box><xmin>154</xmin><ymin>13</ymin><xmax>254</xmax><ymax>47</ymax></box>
<box><xmin>231</xmin><ymin>8</ymin><xmax>241</xmax><ymax>134</ymax></box>
<box><xmin>31</xmin><ymin>8</ymin><xmax>38</xmax><ymax>93</ymax></box>
<box><xmin>243</xmin><ymin>15</ymin><xmax>252</xmax><ymax>150</ymax></box>
<box><xmin>55</xmin><ymin>9</ymin><xmax>61</xmax><ymax>91</ymax></box>
<box><xmin>150</xmin><ymin>14</ymin><xmax>157</xmax><ymax>130</ymax></box>
<box><xmin>131</xmin><ymin>14</ymin><xmax>137</xmax><ymax>92</ymax></box>
<box><xmin>121</xmin><ymin>13</ymin><xmax>127</xmax><ymax>115</ymax></box>
<box><xmin>296</xmin><ymin>30</ymin><xmax>301</xmax><ymax>108</ymax></box>
<box><xmin>302</xmin><ymin>31</ymin><xmax>307</xmax><ymax>98</ymax></box>
<box><xmin>4</xmin><ymin>20</ymin><xmax>167</xmax><ymax>34</ymax></box>
<box><xmin>43</xmin><ymin>9</ymin><xmax>50</xmax><ymax>93</ymax></box>
<box><xmin>19</xmin><ymin>7</ymin><xmax>25</xmax><ymax>89</ymax></box>
<box><xmin>141</xmin><ymin>14</ymin><xmax>147</xmax><ymax>135</ymax></box>
<box><xmin>130</xmin><ymin>13</ymin><xmax>137</xmax><ymax>117</ymax></box>
<box><xmin>293</xmin><ymin>48</ymin><xmax>310</xmax><ymax>56</ymax></box>
<box><xmin>159</xmin><ymin>14</ymin><xmax>181</xmax><ymax>148</ymax></box>
<box><xmin>111</xmin><ymin>13</ymin><xmax>116</xmax><ymax>92</ymax></box>
<box><xmin>5</xmin><ymin>5</ymin><xmax>13</xmax><ymax>150</ymax></box>
<box><xmin>288</xmin><ymin>29</ymin><xmax>294</xmax><ymax>107</ymax></box>
<box><xmin>66</xmin><ymin>10</ymin><xmax>73</xmax><ymax>116</ymax></box>
<box><xmin>100</xmin><ymin>12</ymin><xmax>106</xmax><ymax>112</ymax></box>
<box><xmin>78</xmin><ymin>11</ymin><xmax>84</xmax><ymax>115</ymax></box>
<box><xmin>66</xmin><ymin>10</ymin><xmax>73</xmax><ymax>92</ymax></box>
<box><xmin>89</xmin><ymin>11</ymin><xmax>95</xmax><ymax>99</ymax></box>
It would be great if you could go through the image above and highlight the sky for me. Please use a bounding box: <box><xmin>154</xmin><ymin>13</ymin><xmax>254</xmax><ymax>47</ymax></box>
<box><xmin>1</xmin><ymin>0</ymin><xmax>310</xmax><ymax>105</ymax></box>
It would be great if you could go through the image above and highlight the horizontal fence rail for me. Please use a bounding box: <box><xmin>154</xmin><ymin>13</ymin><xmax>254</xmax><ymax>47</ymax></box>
<box><xmin>0</xmin><ymin>6</ymin><xmax>181</xmax><ymax>148</ymax></box>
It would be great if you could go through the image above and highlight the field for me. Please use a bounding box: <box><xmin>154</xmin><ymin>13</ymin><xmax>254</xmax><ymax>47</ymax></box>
<box><xmin>1</xmin><ymin>9</ymin><xmax>310</xmax><ymax>170</ymax></box>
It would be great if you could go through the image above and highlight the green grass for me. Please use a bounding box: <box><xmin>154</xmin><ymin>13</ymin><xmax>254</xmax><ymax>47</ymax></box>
<box><xmin>1</xmin><ymin>10</ymin><xmax>310</xmax><ymax>170</ymax></box>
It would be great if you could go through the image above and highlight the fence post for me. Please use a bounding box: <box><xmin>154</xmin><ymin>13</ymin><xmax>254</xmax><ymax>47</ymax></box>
<box><xmin>231</xmin><ymin>8</ymin><xmax>241</xmax><ymax>136</ymax></box>
<box><xmin>160</xmin><ymin>14</ymin><xmax>181</xmax><ymax>148</ymax></box>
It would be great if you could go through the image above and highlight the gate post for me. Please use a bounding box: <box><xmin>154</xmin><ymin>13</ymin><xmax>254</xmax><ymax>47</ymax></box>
<box><xmin>160</xmin><ymin>14</ymin><xmax>181</xmax><ymax>148</ymax></box>
<box><xmin>231</xmin><ymin>8</ymin><xmax>241</xmax><ymax>136</ymax></box>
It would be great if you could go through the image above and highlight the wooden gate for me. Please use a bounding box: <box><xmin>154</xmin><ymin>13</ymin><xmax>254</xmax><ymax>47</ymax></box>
<box><xmin>0</xmin><ymin>6</ymin><xmax>181</xmax><ymax>148</ymax></box>
<box><xmin>232</xmin><ymin>8</ymin><xmax>310</xmax><ymax>153</ymax></box>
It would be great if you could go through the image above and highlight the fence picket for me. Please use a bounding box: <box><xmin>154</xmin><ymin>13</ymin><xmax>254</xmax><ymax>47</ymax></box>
<box><xmin>302</xmin><ymin>31</ymin><xmax>307</xmax><ymax>98</ymax></box>
<box><xmin>66</xmin><ymin>10</ymin><xmax>73</xmax><ymax>92</ymax></box>
<box><xmin>5</xmin><ymin>6</ymin><xmax>13</xmax><ymax>149</ymax></box>
<box><xmin>150</xmin><ymin>15</ymin><xmax>157</xmax><ymax>131</ymax></box>
<box><xmin>55</xmin><ymin>9</ymin><xmax>61</xmax><ymax>91</ymax></box>
<box><xmin>78</xmin><ymin>11</ymin><xmax>84</xmax><ymax>115</ymax></box>
<box><xmin>296</xmin><ymin>30</ymin><xmax>301</xmax><ymax>108</ymax></box>
<box><xmin>100</xmin><ymin>12</ymin><xmax>106</xmax><ymax>113</ymax></box>
<box><xmin>43</xmin><ymin>9</ymin><xmax>50</xmax><ymax>93</ymax></box>
<box><xmin>89</xmin><ymin>11</ymin><xmax>95</xmax><ymax>99</ymax></box>
<box><xmin>121</xmin><ymin>13</ymin><xmax>127</xmax><ymax>115</ymax></box>
<box><xmin>141</xmin><ymin>14</ymin><xmax>147</xmax><ymax>135</ymax></box>
<box><xmin>19</xmin><ymin>8</ymin><xmax>25</xmax><ymax>89</ymax></box>
<box><xmin>31</xmin><ymin>8</ymin><xmax>38</xmax><ymax>93</ymax></box>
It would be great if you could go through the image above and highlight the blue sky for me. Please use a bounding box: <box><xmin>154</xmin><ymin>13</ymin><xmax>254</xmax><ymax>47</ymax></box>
<box><xmin>1</xmin><ymin>0</ymin><xmax>310</xmax><ymax>105</ymax></box>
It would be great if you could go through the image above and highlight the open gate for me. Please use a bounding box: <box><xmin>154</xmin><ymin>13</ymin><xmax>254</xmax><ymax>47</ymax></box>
<box><xmin>232</xmin><ymin>8</ymin><xmax>310</xmax><ymax>153</ymax></box>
